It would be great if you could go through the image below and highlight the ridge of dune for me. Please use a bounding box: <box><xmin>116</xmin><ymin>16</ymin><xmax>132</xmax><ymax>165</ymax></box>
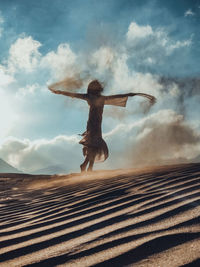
<box><xmin>0</xmin><ymin>163</ymin><xmax>200</xmax><ymax>267</ymax></box>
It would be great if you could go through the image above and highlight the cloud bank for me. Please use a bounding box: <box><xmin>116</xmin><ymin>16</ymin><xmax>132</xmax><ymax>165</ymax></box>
<box><xmin>0</xmin><ymin>109</ymin><xmax>199</xmax><ymax>173</ymax></box>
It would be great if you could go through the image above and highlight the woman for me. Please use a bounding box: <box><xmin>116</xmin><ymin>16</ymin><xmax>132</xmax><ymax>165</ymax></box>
<box><xmin>49</xmin><ymin>80</ymin><xmax>156</xmax><ymax>172</ymax></box>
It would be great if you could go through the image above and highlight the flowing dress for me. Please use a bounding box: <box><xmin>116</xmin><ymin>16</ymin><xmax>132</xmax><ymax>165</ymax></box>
<box><xmin>79</xmin><ymin>94</ymin><xmax>129</xmax><ymax>162</ymax></box>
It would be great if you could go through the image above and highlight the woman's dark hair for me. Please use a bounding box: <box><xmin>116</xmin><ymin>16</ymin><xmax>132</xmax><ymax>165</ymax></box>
<box><xmin>87</xmin><ymin>80</ymin><xmax>103</xmax><ymax>95</ymax></box>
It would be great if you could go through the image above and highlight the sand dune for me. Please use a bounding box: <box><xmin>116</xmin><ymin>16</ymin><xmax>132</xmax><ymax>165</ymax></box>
<box><xmin>0</xmin><ymin>163</ymin><xmax>199</xmax><ymax>266</ymax></box>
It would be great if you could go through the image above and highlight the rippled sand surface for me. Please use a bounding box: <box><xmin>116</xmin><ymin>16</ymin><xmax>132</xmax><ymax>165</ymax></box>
<box><xmin>0</xmin><ymin>163</ymin><xmax>199</xmax><ymax>266</ymax></box>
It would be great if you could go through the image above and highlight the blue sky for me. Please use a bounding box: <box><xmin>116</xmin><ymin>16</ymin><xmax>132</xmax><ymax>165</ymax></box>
<box><xmin>0</xmin><ymin>0</ymin><xmax>199</xmax><ymax>173</ymax></box>
<box><xmin>1</xmin><ymin>0</ymin><xmax>200</xmax><ymax>75</ymax></box>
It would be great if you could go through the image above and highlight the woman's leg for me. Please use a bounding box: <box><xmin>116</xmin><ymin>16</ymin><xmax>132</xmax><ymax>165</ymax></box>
<box><xmin>80</xmin><ymin>156</ymin><xmax>89</xmax><ymax>172</ymax></box>
<box><xmin>80</xmin><ymin>146</ymin><xmax>89</xmax><ymax>172</ymax></box>
<box><xmin>87</xmin><ymin>158</ymin><xmax>94</xmax><ymax>172</ymax></box>
<box><xmin>87</xmin><ymin>149</ymin><xmax>95</xmax><ymax>172</ymax></box>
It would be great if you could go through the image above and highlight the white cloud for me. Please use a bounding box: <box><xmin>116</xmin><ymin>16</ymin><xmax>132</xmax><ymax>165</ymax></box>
<box><xmin>184</xmin><ymin>9</ymin><xmax>195</xmax><ymax>17</ymax></box>
<box><xmin>127</xmin><ymin>22</ymin><xmax>153</xmax><ymax>41</ymax></box>
<box><xmin>169</xmin><ymin>82</ymin><xmax>180</xmax><ymax>97</ymax></box>
<box><xmin>4</xmin><ymin>40</ymin><xmax>79</xmax><ymax>96</ymax></box>
<box><xmin>107</xmin><ymin>51</ymin><xmax>164</xmax><ymax>97</ymax></box>
<box><xmin>111</xmin><ymin>53</ymin><xmax>129</xmax><ymax>91</ymax></box>
<box><xmin>145</xmin><ymin>57</ymin><xmax>155</xmax><ymax>65</ymax></box>
<box><xmin>126</xmin><ymin>21</ymin><xmax>192</xmax><ymax>59</ymax></box>
<box><xmin>0</xmin><ymin>66</ymin><xmax>15</xmax><ymax>86</ymax></box>
<box><xmin>15</xmin><ymin>83</ymin><xmax>40</xmax><ymax>98</ymax></box>
<box><xmin>0</xmin><ymin>135</ymin><xmax>80</xmax><ymax>173</ymax></box>
<box><xmin>128</xmin><ymin>72</ymin><xmax>163</xmax><ymax>97</ymax></box>
<box><xmin>8</xmin><ymin>36</ymin><xmax>42</xmax><ymax>73</ymax></box>
<box><xmin>41</xmin><ymin>43</ymin><xmax>77</xmax><ymax>80</ymax></box>
<box><xmin>6</xmin><ymin>38</ymin><xmax>76</xmax><ymax>79</ymax></box>
<box><xmin>167</xmin><ymin>39</ymin><xmax>192</xmax><ymax>54</ymax></box>
<box><xmin>90</xmin><ymin>46</ymin><xmax>115</xmax><ymax>73</ymax></box>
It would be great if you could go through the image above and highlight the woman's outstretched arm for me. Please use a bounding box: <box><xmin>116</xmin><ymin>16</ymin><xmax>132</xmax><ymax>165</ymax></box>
<box><xmin>127</xmin><ymin>93</ymin><xmax>156</xmax><ymax>104</ymax></box>
<box><xmin>104</xmin><ymin>93</ymin><xmax>156</xmax><ymax>107</ymax></box>
<box><xmin>48</xmin><ymin>87</ymin><xmax>87</xmax><ymax>100</ymax></box>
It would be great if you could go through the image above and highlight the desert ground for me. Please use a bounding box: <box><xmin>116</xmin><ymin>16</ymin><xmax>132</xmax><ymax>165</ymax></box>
<box><xmin>0</xmin><ymin>163</ymin><xmax>199</xmax><ymax>267</ymax></box>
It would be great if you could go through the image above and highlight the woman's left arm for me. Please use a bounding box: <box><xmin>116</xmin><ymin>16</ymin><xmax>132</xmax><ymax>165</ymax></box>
<box><xmin>104</xmin><ymin>93</ymin><xmax>156</xmax><ymax>106</ymax></box>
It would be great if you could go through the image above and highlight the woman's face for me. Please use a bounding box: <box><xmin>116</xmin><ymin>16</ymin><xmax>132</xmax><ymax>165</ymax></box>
<box><xmin>88</xmin><ymin>80</ymin><xmax>103</xmax><ymax>95</ymax></box>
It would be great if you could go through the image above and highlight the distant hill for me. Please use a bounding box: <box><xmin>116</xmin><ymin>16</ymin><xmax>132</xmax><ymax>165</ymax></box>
<box><xmin>31</xmin><ymin>165</ymin><xmax>68</xmax><ymax>175</ymax></box>
<box><xmin>0</xmin><ymin>158</ymin><xmax>22</xmax><ymax>173</ymax></box>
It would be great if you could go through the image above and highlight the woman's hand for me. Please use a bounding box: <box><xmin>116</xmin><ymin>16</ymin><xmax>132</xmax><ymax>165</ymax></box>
<box><xmin>48</xmin><ymin>87</ymin><xmax>61</xmax><ymax>94</ymax></box>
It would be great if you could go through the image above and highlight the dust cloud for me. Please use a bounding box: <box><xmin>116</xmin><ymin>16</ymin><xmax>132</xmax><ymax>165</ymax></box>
<box><xmin>128</xmin><ymin>114</ymin><xmax>200</xmax><ymax>167</ymax></box>
<box><xmin>49</xmin><ymin>74</ymin><xmax>85</xmax><ymax>91</ymax></box>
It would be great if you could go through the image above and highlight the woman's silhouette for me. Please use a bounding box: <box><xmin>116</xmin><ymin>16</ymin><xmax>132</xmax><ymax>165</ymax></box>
<box><xmin>49</xmin><ymin>80</ymin><xmax>156</xmax><ymax>172</ymax></box>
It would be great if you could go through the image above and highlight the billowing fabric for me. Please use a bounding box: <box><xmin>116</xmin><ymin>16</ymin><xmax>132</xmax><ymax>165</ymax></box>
<box><xmin>79</xmin><ymin>132</ymin><xmax>108</xmax><ymax>162</ymax></box>
<box><xmin>104</xmin><ymin>96</ymin><xmax>128</xmax><ymax>107</ymax></box>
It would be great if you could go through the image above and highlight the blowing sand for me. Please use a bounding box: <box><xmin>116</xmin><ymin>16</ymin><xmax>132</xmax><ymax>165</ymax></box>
<box><xmin>0</xmin><ymin>163</ymin><xmax>199</xmax><ymax>266</ymax></box>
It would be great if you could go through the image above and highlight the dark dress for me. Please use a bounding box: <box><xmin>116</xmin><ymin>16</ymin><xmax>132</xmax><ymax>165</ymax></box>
<box><xmin>79</xmin><ymin>94</ymin><xmax>129</xmax><ymax>162</ymax></box>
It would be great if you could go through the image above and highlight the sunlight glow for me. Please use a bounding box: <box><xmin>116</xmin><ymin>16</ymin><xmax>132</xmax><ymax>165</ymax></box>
<box><xmin>0</xmin><ymin>90</ymin><xmax>17</xmax><ymax>141</ymax></box>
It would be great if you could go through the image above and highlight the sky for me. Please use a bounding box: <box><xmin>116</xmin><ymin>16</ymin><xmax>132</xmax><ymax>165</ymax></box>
<box><xmin>0</xmin><ymin>0</ymin><xmax>200</xmax><ymax>173</ymax></box>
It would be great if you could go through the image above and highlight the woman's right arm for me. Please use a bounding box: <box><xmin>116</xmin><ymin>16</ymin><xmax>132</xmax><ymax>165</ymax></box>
<box><xmin>48</xmin><ymin>87</ymin><xmax>87</xmax><ymax>100</ymax></box>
